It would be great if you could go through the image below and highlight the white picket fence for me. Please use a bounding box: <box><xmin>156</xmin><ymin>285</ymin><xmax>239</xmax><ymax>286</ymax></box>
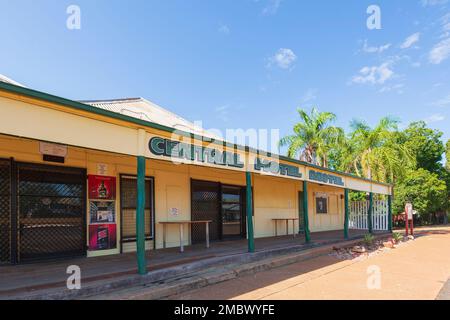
<box><xmin>349</xmin><ymin>200</ymin><xmax>389</xmax><ymax>231</ymax></box>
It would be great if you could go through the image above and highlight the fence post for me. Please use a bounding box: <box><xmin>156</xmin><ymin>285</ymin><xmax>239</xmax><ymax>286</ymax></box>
<box><xmin>368</xmin><ymin>193</ymin><xmax>373</xmax><ymax>234</ymax></box>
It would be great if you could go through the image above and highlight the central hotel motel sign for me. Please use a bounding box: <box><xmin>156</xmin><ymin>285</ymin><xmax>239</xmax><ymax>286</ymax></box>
<box><xmin>148</xmin><ymin>137</ymin><xmax>302</xmax><ymax>179</ymax></box>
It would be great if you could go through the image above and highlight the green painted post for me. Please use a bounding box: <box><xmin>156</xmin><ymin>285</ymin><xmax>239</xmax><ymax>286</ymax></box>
<box><xmin>246</xmin><ymin>171</ymin><xmax>255</xmax><ymax>253</ymax></box>
<box><xmin>388</xmin><ymin>195</ymin><xmax>393</xmax><ymax>232</ymax></box>
<box><xmin>303</xmin><ymin>181</ymin><xmax>311</xmax><ymax>243</ymax></box>
<box><xmin>136</xmin><ymin>156</ymin><xmax>147</xmax><ymax>275</ymax></box>
<box><xmin>344</xmin><ymin>189</ymin><xmax>349</xmax><ymax>239</ymax></box>
<box><xmin>368</xmin><ymin>192</ymin><xmax>373</xmax><ymax>234</ymax></box>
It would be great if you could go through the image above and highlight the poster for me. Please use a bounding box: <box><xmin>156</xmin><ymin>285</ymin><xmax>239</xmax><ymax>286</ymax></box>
<box><xmin>90</xmin><ymin>201</ymin><xmax>116</xmax><ymax>224</ymax></box>
<box><xmin>88</xmin><ymin>175</ymin><xmax>116</xmax><ymax>200</ymax></box>
<box><xmin>89</xmin><ymin>224</ymin><xmax>117</xmax><ymax>251</ymax></box>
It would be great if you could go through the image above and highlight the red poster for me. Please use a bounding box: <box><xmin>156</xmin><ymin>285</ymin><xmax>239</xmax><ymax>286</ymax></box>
<box><xmin>89</xmin><ymin>224</ymin><xmax>117</xmax><ymax>251</ymax></box>
<box><xmin>88</xmin><ymin>175</ymin><xmax>116</xmax><ymax>200</ymax></box>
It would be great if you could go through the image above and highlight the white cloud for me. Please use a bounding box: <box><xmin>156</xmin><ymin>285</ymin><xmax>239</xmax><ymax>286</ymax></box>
<box><xmin>351</xmin><ymin>61</ymin><xmax>395</xmax><ymax>85</ymax></box>
<box><xmin>215</xmin><ymin>105</ymin><xmax>230</xmax><ymax>122</ymax></box>
<box><xmin>362</xmin><ymin>40</ymin><xmax>392</xmax><ymax>53</ymax></box>
<box><xmin>432</xmin><ymin>94</ymin><xmax>450</xmax><ymax>106</ymax></box>
<box><xmin>424</xmin><ymin>113</ymin><xmax>445</xmax><ymax>124</ymax></box>
<box><xmin>429</xmin><ymin>37</ymin><xmax>450</xmax><ymax>64</ymax></box>
<box><xmin>300</xmin><ymin>88</ymin><xmax>318</xmax><ymax>104</ymax></box>
<box><xmin>269</xmin><ymin>48</ymin><xmax>297</xmax><ymax>69</ymax></box>
<box><xmin>218</xmin><ymin>24</ymin><xmax>230</xmax><ymax>35</ymax></box>
<box><xmin>379</xmin><ymin>83</ymin><xmax>405</xmax><ymax>94</ymax></box>
<box><xmin>262</xmin><ymin>0</ymin><xmax>282</xmax><ymax>16</ymax></box>
<box><xmin>421</xmin><ymin>0</ymin><xmax>448</xmax><ymax>6</ymax></box>
<box><xmin>400</xmin><ymin>32</ymin><xmax>421</xmax><ymax>49</ymax></box>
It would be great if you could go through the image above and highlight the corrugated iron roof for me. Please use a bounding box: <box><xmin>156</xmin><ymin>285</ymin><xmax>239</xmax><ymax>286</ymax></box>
<box><xmin>81</xmin><ymin>97</ymin><xmax>221</xmax><ymax>140</ymax></box>
<box><xmin>0</xmin><ymin>74</ymin><xmax>25</xmax><ymax>87</ymax></box>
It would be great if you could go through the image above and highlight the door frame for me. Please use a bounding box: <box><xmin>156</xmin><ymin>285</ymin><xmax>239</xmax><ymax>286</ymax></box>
<box><xmin>119</xmin><ymin>174</ymin><xmax>155</xmax><ymax>253</ymax></box>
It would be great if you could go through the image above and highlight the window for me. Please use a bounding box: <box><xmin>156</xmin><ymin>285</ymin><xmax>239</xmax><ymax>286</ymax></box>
<box><xmin>120</xmin><ymin>176</ymin><xmax>154</xmax><ymax>242</ymax></box>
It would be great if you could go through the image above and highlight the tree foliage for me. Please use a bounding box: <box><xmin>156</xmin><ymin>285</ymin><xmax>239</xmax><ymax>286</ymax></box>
<box><xmin>281</xmin><ymin>107</ymin><xmax>449</xmax><ymax>219</ymax></box>
<box><xmin>279</xmin><ymin>107</ymin><xmax>343</xmax><ymax>167</ymax></box>
<box><xmin>447</xmin><ymin>139</ymin><xmax>450</xmax><ymax>171</ymax></box>
<box><xmin>393</xmin><ymin>169</ymin><xmax>447</xmax><ymax>220</ymax></box>
<box><xmin>398</xmin><ymin>121</ymin><xmax>445</xmax><ymax>173</ymax></box>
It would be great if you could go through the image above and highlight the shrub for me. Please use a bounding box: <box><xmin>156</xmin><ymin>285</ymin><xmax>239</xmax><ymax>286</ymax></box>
<box><xmin>363</xmin><ymin>234</ymin><xmax>375</xmax><ymax>247</ymax></box>
<box><xmin>392</xmin><ymin>232</ymin><xmax>402</xmax><ymax>243</ymax></box>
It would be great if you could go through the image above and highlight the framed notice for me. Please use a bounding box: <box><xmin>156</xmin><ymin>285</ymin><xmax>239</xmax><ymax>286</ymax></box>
<box><xmin>89</xmin><ymin>224</ymin><xmax>117</xmax><ymax>251</ymax></box>
<box><xmin>315</xmin><ymin>194</ymin><xmax>328</xmax><ymax>214</ymax></box>
<box><xmin>90</xmin><ymin>201</ymin><xmax>116</xmax><ymax>224</ymax></box>
<box><xmin>88</xmin><ymin>175</ymin><xmax>116</xmax><ymax>200</ymax></box>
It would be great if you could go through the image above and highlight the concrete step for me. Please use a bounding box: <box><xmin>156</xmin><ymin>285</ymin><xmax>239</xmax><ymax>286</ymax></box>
<box><xmin>85</xmin><ymin>235</ymin><xmax>390</xmax><ymax>300</ymax></box>
<box><xmin>8</xmin><ymin>233</ymin><xmax>390</xmax><ymax>300</ymax></box>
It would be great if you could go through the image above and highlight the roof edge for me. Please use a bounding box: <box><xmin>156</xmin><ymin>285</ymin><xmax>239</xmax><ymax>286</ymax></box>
<box><xmin>0</xmin><ymin>81</ymin><xmax>393</xmax><ymax>187</ymax></box>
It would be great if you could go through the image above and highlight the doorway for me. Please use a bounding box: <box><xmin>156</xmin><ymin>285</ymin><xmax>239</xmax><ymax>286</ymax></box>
<box><xmin>191</xmin><ymin>180</ymin><xmax>246</xmax><ymax>244</ymax></box>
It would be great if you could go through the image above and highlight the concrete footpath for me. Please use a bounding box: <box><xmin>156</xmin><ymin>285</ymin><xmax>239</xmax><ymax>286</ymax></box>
<box><xmin>169</xmin><ymin>226</ymin><xmax>450</xmax><ymax>300</ymax></box>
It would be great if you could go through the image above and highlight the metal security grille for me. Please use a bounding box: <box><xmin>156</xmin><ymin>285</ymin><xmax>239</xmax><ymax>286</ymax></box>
<box><xmin>17</xmin><ymin>164</ymin><xmax>86</xmax><ymax>262</ymax></box>
<box><xmin>0</xmin><ymin>159</ymin><xmax>11</xmax><ymax>264</ymax></box>
<box><xmin>191</xmin><ymin>180</ymin><xmax>220</xmax><ymax>244</ymax></box>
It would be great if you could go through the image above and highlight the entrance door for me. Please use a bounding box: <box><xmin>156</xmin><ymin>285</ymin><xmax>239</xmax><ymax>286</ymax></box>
<box><xmin>17</xmin><ymin>163</ymin><xmax>86</xmax><ymax>262</ymax></box>
<box><xmin>221</xmin><ymin>186</ymin><xmax>246</xmax><ymax>239</ymax></box>
<box><xmin>191</xmin><ymin>180</ymin><xmax>246</xmax><ymax>244</ymax></box>
<box><xmin>191</xmin><ymin>180</ymin><xmax>221</xmax><ymax>244</ymax></box>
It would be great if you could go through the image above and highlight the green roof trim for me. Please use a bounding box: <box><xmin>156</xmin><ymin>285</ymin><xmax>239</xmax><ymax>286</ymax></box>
<box><xmin>0</xmin><ymin>81</ymin><xmax>392</xmax><ymax>187</ymax></box>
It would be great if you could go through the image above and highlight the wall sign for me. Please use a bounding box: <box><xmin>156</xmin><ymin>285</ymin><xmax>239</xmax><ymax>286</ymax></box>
<box><xmin>39</xmin><ymin>142</ymin><xmax>68</xmax><ymax>157</ymax></box>
<box><xmin>88</xmin><ymin>175</ymin><xmax>116</xmax><ymax>200</ymax></box>
<box><xmin>254</xmin><ymin>158</ymin><xmax>302</xmax><ymax>178</ymax></box>
<box><xmin>89</xmin><ymin>224</ymin><xmax>117</xmax><ymax>251</ymax></box>
<box><xmin>149</xmin><ymin>137</ymin><xmax>244</xmax><ymax>169</ymax></box>
<box><xmin>309</xmin><ymin>170</ymin><xmax>345</xmax><ymax>186</ymax></box>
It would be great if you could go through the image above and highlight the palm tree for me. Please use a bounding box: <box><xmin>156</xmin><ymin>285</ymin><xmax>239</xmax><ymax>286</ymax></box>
<box><xmin>349</xmin><ymin>117</ymin><xmax>414</xmax><ymax>183</ymax></box>
<box><xmin>279</xmin><ymin>107</ymin><xmax>343</xmax><ymax>167</ymax></box>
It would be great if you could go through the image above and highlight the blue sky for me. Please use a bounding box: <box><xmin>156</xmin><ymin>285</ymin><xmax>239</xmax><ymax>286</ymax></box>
<box><xmin>1</xmin><ymin>0</ymin><xmax>449</xmax><ymax>152</ymax></box>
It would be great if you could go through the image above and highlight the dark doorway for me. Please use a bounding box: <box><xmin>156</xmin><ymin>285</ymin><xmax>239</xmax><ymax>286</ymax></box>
<box><xmin>191</xmin><ymin>180</ymin><xmax>246</xmax><ymax>244</ymax></box>
<box><xmin>16</xmin><ymin>163</ymin><xmax>86</xmax><ymax>262</ymax></box>
<box><xmin>221</xmin><ymin>186</ymin><xmax>246</xmax><ymax>239</ymax></box>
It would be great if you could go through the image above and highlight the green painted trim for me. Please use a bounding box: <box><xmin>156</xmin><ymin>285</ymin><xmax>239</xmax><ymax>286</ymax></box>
<box><xmin>136</xmin><ymin>156</ymin><xmax>147</xmax><ymax>275</ymax></box>
<box><xmin>344</xmin><ymin>189</ymin><xmax>349</xmax><ymax>239</ymax></box>
<box><xmin>246</xmin><ymin>171</ymin><xmax>255</xmax><ymax>253</ymax></box>
<box><xmin>368</xmin><ymin>192</ymin><xmax>373</xmax><ymax>234</ymax></box>
<box><xmin>0</xmin><ymin>81</ymin><xmax>392</xmax><ymax>188</ymax></box>
<box><xmin>388</xmin><ymin>195</ymin><xmax>393</xmax><ymax>232</ymax></box>
<box><xmin>303</xmin><ymin>181</ymin><xmax>311</xmax><ymax>243</ymax></box>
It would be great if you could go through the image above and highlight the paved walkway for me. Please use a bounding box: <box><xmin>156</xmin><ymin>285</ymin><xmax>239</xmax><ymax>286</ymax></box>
<box><xmin>0</xmin><ymin>229</ymin><xmax>366</xmax><ymax>297</ymax></box>
<box><xmin>171</xmin><ymin>226</ymin><xmax>450</xmax><ymax>300</ymax></box>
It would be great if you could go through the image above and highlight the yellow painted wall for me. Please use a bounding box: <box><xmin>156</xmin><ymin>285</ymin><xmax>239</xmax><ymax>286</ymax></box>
<box><xmin>253</xmin><ymin>175</ymin><xmax>302</xmax><ymax>238</ymax></box>
<box><xmin>308</xmin><ymin>184</ymin><xmax>345</xmax><ymax>232</ymax></box>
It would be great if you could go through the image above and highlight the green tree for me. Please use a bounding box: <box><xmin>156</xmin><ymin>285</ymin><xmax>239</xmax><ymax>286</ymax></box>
<box><xmin>279</xmin><ymin>107</ymin><xmax>343</xmax><ymax>167</ymax></box>
<box><xmin>398</xmin><ymin>121</ymin><xmax>445</xmax><ymax>173</ymax></box>
<box><xmin>446</xmin><ymin>139</ymin><xmax>450</xmax><ymax>171</ymax></box>
<box><xmin>393</xmin><ymin>168</ymin><xmax>448</xmax><ymax>223</ymax></box>
<box><xmin>349</xmin><ymin>117</ymin><xmax>413</xmax><ymax>183</ymax></box>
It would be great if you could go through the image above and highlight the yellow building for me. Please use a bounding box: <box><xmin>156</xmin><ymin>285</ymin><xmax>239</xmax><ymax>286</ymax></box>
<box><xmin>0</xmin><ymin>78</ymin><xmax>392</xmax><ymax>272</ymax></box>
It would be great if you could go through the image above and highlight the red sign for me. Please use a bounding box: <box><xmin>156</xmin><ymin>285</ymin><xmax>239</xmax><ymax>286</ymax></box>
<box><xmin>88</xmin><ymin>175</ymin><xmax>116</xmax><ymax>200</ymax></box>
<box><xmin>89</xmin><ymin>224</ymin><xmax>117</xmax><ymax>251</ymax></box>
